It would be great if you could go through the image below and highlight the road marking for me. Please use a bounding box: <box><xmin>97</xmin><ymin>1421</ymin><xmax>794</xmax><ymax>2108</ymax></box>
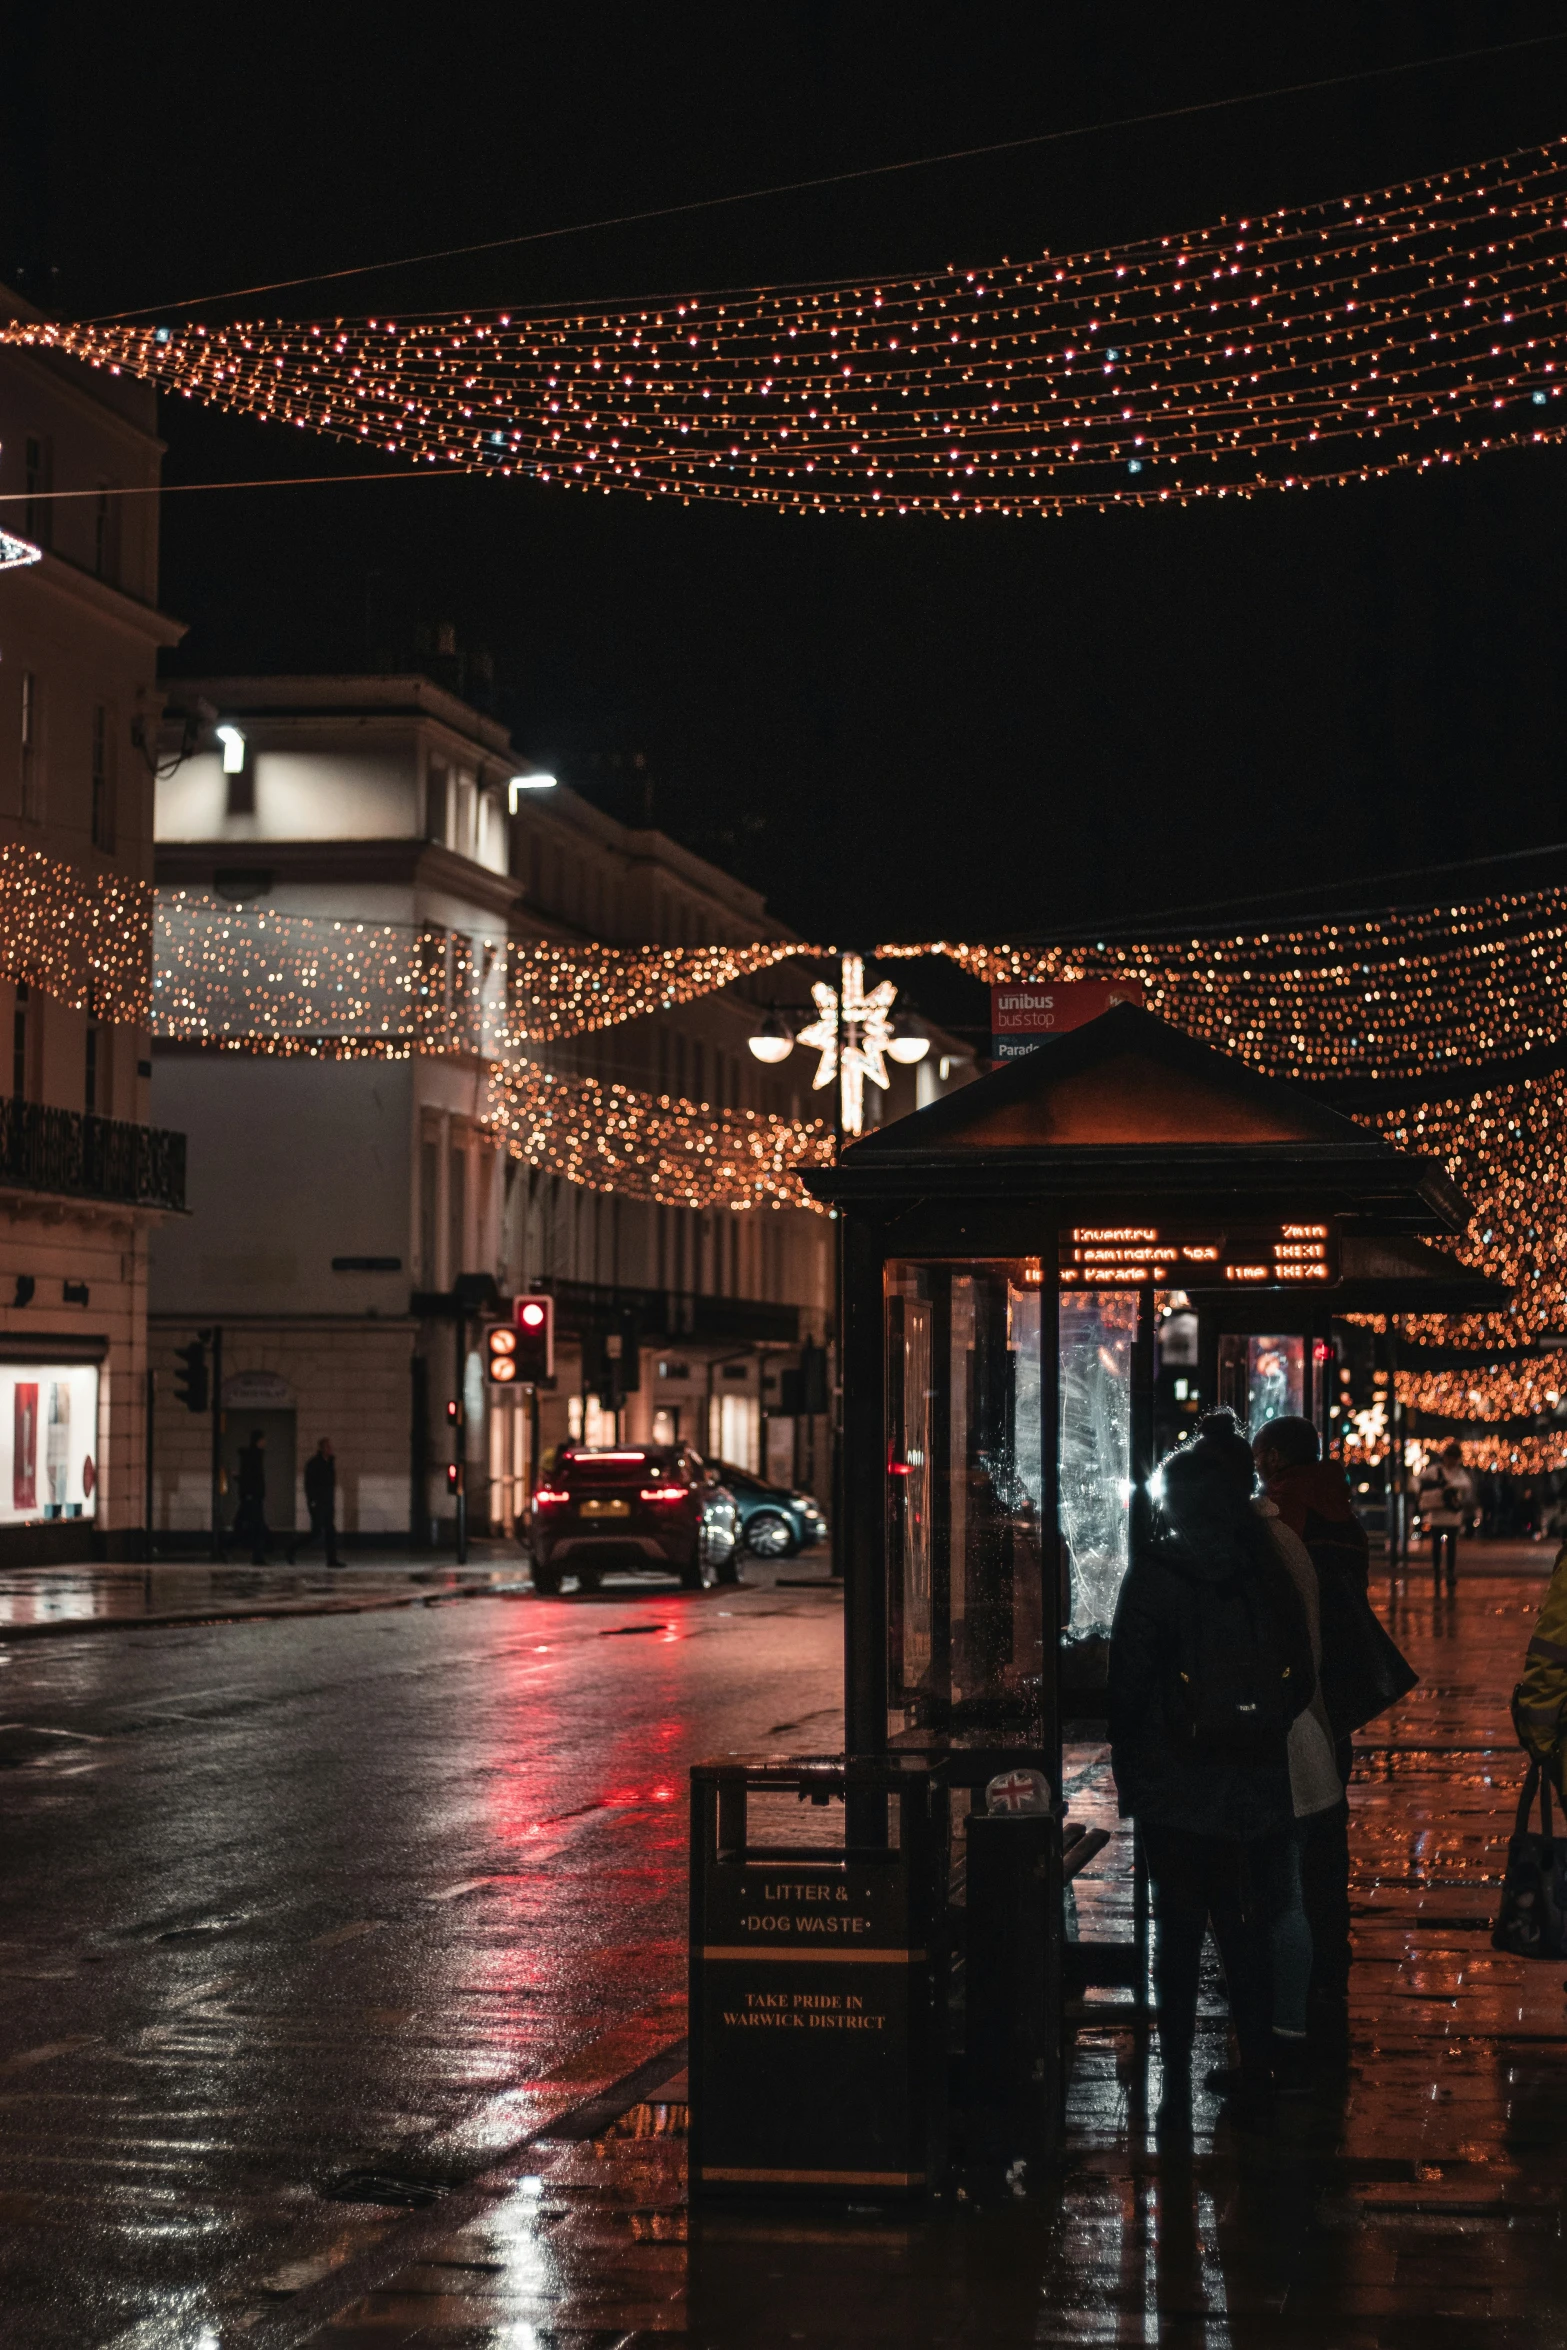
<box><xmin>310</xmin><ymin>1919</ymin><xmax>386</xmax><ymax>1950</ymax></box>
<box><xmin>0</xmin><ymin>2034</ymin><xmax>101</xmax><ymax>2071</ymax></box>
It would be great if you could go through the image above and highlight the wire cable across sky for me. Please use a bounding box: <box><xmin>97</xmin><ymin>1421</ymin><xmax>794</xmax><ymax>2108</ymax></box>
<box><xmin>8</xmin><ymin>136</ymin><xmax>1567</xmax><ymax>521</ymax></box>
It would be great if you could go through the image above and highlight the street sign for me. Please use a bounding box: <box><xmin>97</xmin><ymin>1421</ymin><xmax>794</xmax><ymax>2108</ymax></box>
<box><xmin>1059</xmin><ymin>1221</ymin><xmax>1339</xmax><ymax>1287</ymax></box>
<box><xmin>989</xmin><ymin>979</ymin><xmax>1144</xmax><ymax>1060</ymax></box>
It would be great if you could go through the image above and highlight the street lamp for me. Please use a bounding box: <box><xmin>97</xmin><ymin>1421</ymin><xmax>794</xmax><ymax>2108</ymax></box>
<box><xmin>508</xmin><ymin>772</ymin><xmax>558</xmax><ymax>810</ymax></box>
<box><xmin>886</xmin><ymin>1030</ymin><xmax>930</xmax><ymax>1065</ymax></box>
<box><xmin>747</xmin><ymin>1010</ymin><xmax>795</xmax><ymax>1065</ymax></box>
<box><xmin>215</xmin><ymin>724</ymin><xmax>247</xmax><ymax>774</ymax></box>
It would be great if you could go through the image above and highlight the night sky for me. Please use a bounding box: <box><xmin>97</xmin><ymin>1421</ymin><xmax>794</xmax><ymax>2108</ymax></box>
<box><xmin>9</xmin><ymin>4</ymin><xmax>1567</xmax><ymax>977</ymax></box>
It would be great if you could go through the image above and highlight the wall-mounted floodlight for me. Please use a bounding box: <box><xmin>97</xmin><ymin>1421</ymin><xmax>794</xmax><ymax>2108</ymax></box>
<box><xmin>216</xmin><ymin>724</ymin><xmax>247</xmax><ymax>775</ymax></box>
<box><xmin>508</xmin><ymin>772</ymin><xmax>558</xmax><ymax>811</ymax></box>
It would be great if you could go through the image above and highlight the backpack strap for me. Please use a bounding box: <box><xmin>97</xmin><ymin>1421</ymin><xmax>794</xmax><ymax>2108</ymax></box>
<box><xmin>1516</xmin><ymin>1757</ymin><xmax>1543</xmax><ymax>1839</ymax></box>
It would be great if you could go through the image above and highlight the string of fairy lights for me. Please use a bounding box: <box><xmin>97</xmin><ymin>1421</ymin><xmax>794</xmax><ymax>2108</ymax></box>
<box><xmin>12</xmin><ymin>139</ymin><xmax>1567</xmax><ymax>518</ymax></box>
<box><xmin>142</xmin><ymin>888</ymin><xmax>1567</xmax><ymax>1456</ymax></box>
<box><xmin>0</xmin><ymin>845</ymin><xmax>151</xmax><ymax>1022</ymax></box>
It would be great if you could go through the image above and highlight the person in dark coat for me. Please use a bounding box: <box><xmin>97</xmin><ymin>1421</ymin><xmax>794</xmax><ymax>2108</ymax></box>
<box><xmin>1255</xmin><ymin>1414</ymin><xmax>1417</xmax><ymax>2021</ymax></box>
<box><xmin>1110</xmin><ymin>1413</ymin><xmax>1313</xmax><ymax>2129</ymax></box>
<box><xmin>290</xmin><ymin>1438</ymin><xmax>340</xmax><ymax>1567</ymax></box>
<box><xmin>232</xmin><ymin>1430</ymin><xmax>271</xmax><ymax>1566</ymax></box>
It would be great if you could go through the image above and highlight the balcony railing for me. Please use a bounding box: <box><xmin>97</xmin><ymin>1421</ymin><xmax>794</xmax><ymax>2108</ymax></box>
<box><xmin>0</xmin><ymin>1098</ymin><xmax>186</xmax><ymax>1212</ymax></box>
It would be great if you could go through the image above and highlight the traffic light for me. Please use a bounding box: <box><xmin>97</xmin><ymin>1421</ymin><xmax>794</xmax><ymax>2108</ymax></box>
<box><xmin>445</xmin><ymin>1462</ymin><xmax>461</xmax><ymax>1494</ymax></box>
<box><xmin>513</xmin><ymin>1294</ymin><xmax>554</xmax><ymax>1383</ymax></box>
<box><xmin>486</xmin><ymin>1323</ymin><xmax>519</xmax><ymax>1385</ymax></box>
<box><xmin>174</xmin><ymin>1338</ymin><xmax>209</xmax><ymax>1414</ymax></box>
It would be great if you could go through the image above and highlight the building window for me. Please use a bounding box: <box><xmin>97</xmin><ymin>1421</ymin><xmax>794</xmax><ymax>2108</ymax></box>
<box><xmin>90</xmin><ymin>706</ymin><xmax>115</xmax><ymax>851</ymax></box>
<box><xmin>23</xmin><ymin>438</ymin><xmax>52</xmax><ymax>549</ymax></box>
<box><xmin>447</xmin><ymin>1138</ymin><xmax>466</xmax><ymax>1282</ymax></box>
<box><xmin>425</xmin><ymin>759</ymin><xmax>448</xmax><ymax>844</ymax></box>
<box><xmin>419</xmin><ymin>1137</ymin><xmax>439</xmax><ymax>1286</ymax></box>
<box><xmin>12</xmin><ymin>985</ymin><xmax>29</xmax><ymax>1100</ymax></box>
<box><xmin>453</xmin><ymin>772</ymin><xmax>476</xmax><ymax>860</ymax></box>
<box><xmin>19</xmin><ymin>672</ymin><xmax>41</xmax><ymax>824</ymax></box>
<box><xmin>93</xmin><ymin>485</ymin><xmax>121</xmax><ymax>585</ymax></box>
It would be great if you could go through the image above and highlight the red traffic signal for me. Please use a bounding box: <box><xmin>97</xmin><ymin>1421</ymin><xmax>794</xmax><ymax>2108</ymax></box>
<box><xmin>445</xmin><ymin>1462</ymin><xmax>461</xmax><ymax>1493</ymax></box>
<box><xmin>512</xmin><ymin>1293</ymin><xmax>554</xmax><ymax>1383</ymax></box>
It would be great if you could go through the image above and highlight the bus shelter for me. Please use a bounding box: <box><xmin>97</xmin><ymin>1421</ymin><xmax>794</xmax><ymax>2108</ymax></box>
<box><xmin>689</xmin><ymin>1005</ymin><xmax>1481</xmax><ymax>2188</ymax></box>
<box><xmin>805</xmin><ymin>1002</ymin><xmax>1475</xmax><ymax>1767</ymax></box>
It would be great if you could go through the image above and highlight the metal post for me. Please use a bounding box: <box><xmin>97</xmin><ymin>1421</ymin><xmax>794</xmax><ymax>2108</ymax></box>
<box><xmin>830</xmin><ymin>962</ymin><xmax>846</xmax><ymax>1580</ymax></box>
<box><xmin>209</xmin><ymin>1325</ymin><xmax>225</xmax><ymax>1563</ymax></box>
<box><xmin>1400</xmin><ymin>1316</ymin><xmax>1409</xmax><ymax>1569</ymax></box>
<box><xmin>144</xmin><ymin>1366</ymin><xmax>156</xmax><ymax>1565</ymax></box>
<box><xmin>454</xmin><ymin>1312</ymin><xmax>468</xmax><ymax>1565</ymax></box>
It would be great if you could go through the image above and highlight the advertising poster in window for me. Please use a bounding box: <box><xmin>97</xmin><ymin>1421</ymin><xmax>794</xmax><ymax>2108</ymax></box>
<box><xmin>0</xmin><ymin>1366</ymin><xmax>99</xmax><ymax>1523</ymax></box>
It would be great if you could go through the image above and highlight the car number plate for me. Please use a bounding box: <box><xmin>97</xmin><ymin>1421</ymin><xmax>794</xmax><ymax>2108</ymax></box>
<box><xmin>580</xmin><ymin>1498</ymin><xmax>630</xmax><ymax>1519</ymax></box>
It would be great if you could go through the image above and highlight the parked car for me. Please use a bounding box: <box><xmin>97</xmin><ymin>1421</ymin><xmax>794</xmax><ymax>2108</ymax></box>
<box><xmin>711</xmin><ymin>1462</ymin><xmax>827</xmax><ymax>1560</ymax></box>
<box><xmin>530</xmin><ymin>1445</ymin><xmax>740</xmax><ymax>1594</ymax></box>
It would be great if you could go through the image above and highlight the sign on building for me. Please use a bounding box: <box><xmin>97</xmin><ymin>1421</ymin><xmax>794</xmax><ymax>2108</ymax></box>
<box><xmin>989</xmin><ymin>980</ymin><xmax>1144</xmax><ymax>1060</ymax></box>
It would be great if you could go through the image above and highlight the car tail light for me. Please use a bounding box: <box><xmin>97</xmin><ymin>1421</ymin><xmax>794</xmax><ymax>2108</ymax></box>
<box><xmin>640</xmin><ymin>1485</ymin><xmax>688</xmax><ymax>1504</ymax></box>
<box><xmin>533</xmin><ymin>1488</ymin><xmax>570</xmax><ymax>1507</ymax></box>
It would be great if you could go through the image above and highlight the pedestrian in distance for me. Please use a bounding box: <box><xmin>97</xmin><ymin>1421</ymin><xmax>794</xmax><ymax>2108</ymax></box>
<box><xmin>232</xmin><ymin>1429</ymin><xmax>272</xmax><ymax>1566</ymax></box>
<box><xmin>1109</xmin><ymin>1411</ymin><xmax>1314</xmax><ymax>2136</ymax></box>
<box><xmin>1418</xmin><ymin>1441</ymin><xmax>1475</xmax><ymax>1588</ymax></box>
<box><xmin>289</xmin><ymin>1438</ymin><xmax>340</xmax><ymax>1567</ymax></box>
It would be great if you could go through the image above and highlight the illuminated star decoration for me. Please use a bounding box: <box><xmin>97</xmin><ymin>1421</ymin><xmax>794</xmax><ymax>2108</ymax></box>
<box><xmin>796</xmin><ymin>955</ymin><xmax>898</xmax><ymax>1136</ymax></box>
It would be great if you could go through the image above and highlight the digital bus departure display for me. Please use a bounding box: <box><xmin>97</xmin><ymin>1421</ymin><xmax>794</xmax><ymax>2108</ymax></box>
<box><xmin>1058</xmin><ymin>1223</ymin><xmax>1338</xmax><ymax>1287</ymax></box>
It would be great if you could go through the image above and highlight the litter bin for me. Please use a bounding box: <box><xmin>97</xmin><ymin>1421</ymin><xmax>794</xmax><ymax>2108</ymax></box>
<box><xmin>689</xmin><ymin>1753</ymin><xmax>948</xmax><ymax>2199</ymax></box>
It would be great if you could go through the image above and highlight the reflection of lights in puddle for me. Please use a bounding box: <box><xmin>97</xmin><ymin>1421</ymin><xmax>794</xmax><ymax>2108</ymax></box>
<box><xmin>469</xmin><ymin>2176</ymin><xmax>560</xmax><ymax>2324</ymax></box>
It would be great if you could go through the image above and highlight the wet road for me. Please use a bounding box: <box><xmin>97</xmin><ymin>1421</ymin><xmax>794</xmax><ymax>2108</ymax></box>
<box><xmin>5</xmin><ymin>1558</ymin><xmax>1567</xmax><ymax>2346</ymax></box>
<box><xmin>0</xmin><ymin>1568</ymin><xmax>843</xmax><ymax>2346</ymax></box>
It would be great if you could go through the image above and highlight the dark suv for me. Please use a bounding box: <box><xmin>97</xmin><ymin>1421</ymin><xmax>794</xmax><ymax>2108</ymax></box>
<box><xmin>530</xmin><ymin>1445</ymin><xmax>741</xmax><ymax>1594</ymax></box>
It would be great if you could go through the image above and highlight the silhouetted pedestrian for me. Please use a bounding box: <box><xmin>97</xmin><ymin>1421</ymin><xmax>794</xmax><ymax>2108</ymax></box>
<box><xmin>1110</xmin><ymin>1412</ymin><xmax>1313</xmax><ymax>2134</ymax></box>
<box><xmin>1255</xmin><ymin>1414</ymin><xmax>1418</xmax><ymax>2029</ymax></box>
<box><xmin>289</xmin><ymin>1438</ymin><xmax>340</xmax><ymax>1566</ymax></box>
<box><xmin>232</xmin><ymin>1429</ymin><xmax>271</xmax><ymax>1565</ymax></box>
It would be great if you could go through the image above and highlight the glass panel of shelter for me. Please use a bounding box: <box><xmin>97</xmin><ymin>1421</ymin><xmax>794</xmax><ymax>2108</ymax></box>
<box><xmin>885</xmin><ymin>1260</ymin><xmax>1050</xmax><ymax>1747</ymax></box>
<box><xmin>884</xmin><ymin>1259</ymin><xmax>1340</xmax><ymax>1750</ymax></box>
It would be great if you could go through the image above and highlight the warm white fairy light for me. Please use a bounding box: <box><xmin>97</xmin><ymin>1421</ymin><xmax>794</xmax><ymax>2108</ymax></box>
<box><xmin>11</xmin><ymin>138</ymin><xmax>1567</xmax><ymax>519</ymax></box>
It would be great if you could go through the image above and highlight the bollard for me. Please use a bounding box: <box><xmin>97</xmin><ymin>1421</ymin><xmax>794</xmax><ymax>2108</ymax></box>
<box><xmin>962</xmin><ymin>1770</ymin><xmax>1061</xmax><ymax>2168</ymax></box>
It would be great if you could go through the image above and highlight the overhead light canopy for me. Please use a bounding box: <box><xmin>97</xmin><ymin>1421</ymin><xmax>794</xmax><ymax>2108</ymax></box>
<box><xmin>509</xmin><ymin>772</ymin><xmax>558</xmax><ymax>810</ymax></box>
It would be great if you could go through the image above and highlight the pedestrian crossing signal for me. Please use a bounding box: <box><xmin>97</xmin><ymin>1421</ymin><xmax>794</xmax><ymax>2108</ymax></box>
<box><xmin>513</xmin><ymin>1294</ymin><xmax>554</xmax><ymax>1383</ymax></box>
<box><xmin>486</xmin><ymin>1324</ymin><xmax>519</xmax><ymax>1385</ymax></box>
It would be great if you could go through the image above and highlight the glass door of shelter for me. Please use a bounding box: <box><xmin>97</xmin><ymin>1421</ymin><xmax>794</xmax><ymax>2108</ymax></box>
<box><xmin>885</xmin><ymin>1260</ymin><xmax>1047</xmax><ymax>1746</ymax></box>
<box><xmin>886</xmin><ymin>1262</ymin><xmax>1149</xmax><ymax>1747</ymax></box>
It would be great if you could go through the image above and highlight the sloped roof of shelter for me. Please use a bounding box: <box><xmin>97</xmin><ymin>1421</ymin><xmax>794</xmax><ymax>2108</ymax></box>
<box><xmin>806</xmin><ymin>1003</ymin><xmax>1469</xmax><ymax>1233</ymax></box>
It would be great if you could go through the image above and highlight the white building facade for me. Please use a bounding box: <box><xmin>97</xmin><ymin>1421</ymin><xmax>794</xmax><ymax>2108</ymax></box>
<box><xmin>148</xmin><ymin>675</ymin><xmax>849</xmax><ymax>1547</ymax></box>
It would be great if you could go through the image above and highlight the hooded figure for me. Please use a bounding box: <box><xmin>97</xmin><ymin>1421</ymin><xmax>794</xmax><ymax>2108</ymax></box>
<box><xmin>1110</xmin><ymin>1414</ymin><xmax>1313</xmax><ymax>2128</ymax></box>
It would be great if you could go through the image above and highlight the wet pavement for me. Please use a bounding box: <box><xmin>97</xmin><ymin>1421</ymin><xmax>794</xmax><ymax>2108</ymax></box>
<box><xmin>0</xmin><ymin>1555</ymin><xmax>532</xmax><ymax>1636</ymax></box>
<box><xmin>0</xmin><ymin>1553</ymin><xmax>1564</xmax><ymax>2344</ymax></box>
